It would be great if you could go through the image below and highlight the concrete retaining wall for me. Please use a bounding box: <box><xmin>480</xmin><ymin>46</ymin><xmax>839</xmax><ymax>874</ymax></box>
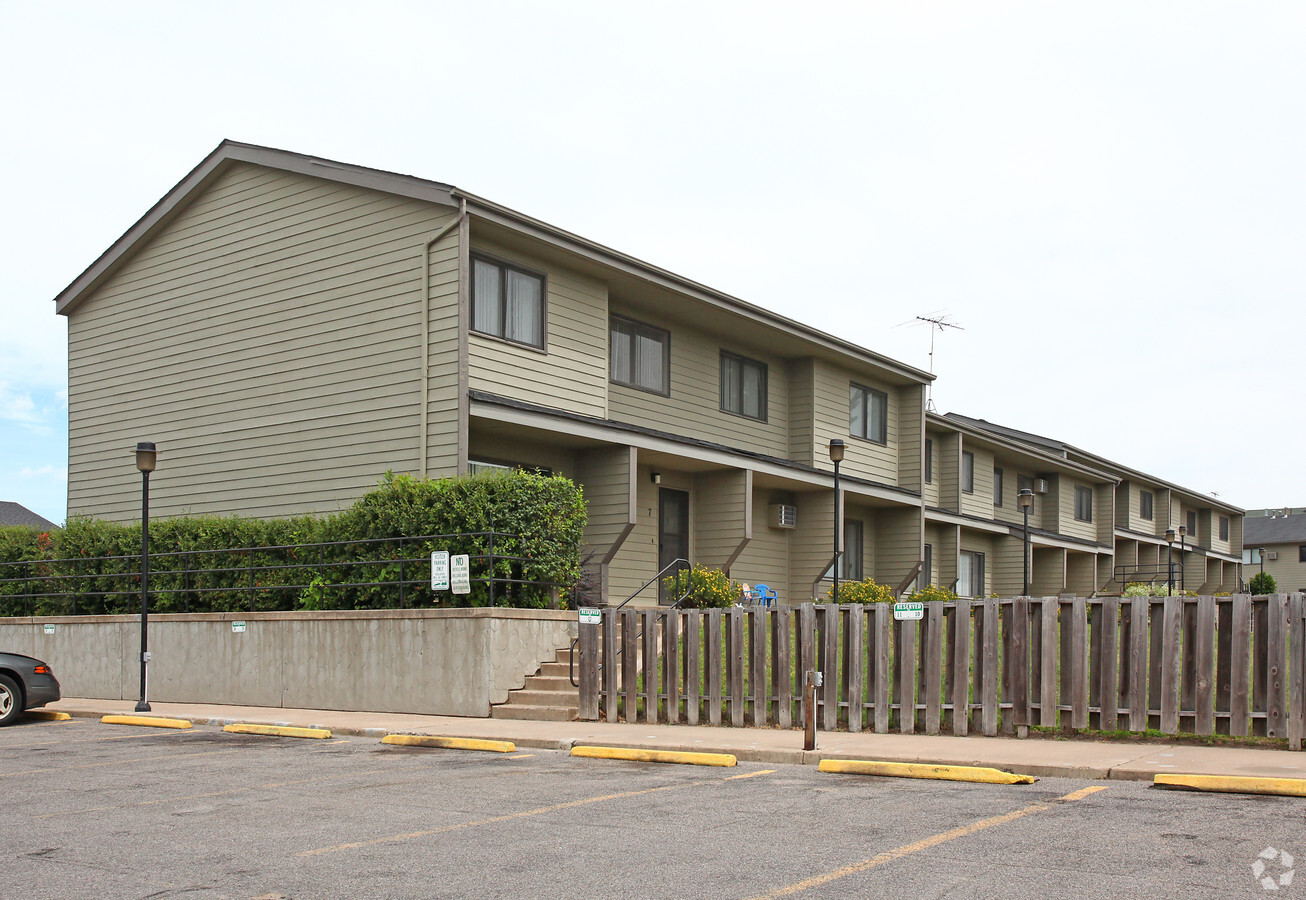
<box><xmin>0</xmin><ymin>608</ymin><xmax>577</xmax><ymax>717</ymax></box>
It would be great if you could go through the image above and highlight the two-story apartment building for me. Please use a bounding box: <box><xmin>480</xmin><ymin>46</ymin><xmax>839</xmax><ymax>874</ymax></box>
<box><xmin>52</xmin><ymin>141</ymin><xmax>1243</xmax><ymax>603</ymax></box>
<box><xmin>944</xmin><ymin>415</ymin><xmax>1243</xmax><ymax>594</ymax></box>
<box><xmin>53</xmin><ymin>141</ymin><xmax>933</xmax><ymax>605</ymax></box>
<box><xmin>1243</xmin><ymin>513</ymin><xmax>1306</xmax><ymax>593</ymax></box>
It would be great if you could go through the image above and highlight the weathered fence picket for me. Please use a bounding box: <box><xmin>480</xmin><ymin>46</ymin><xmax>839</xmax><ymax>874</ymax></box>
<box><xmin>574</xmin><ymin>594</ymin><xmax>1305</xmax><ymax>751</ymax></box>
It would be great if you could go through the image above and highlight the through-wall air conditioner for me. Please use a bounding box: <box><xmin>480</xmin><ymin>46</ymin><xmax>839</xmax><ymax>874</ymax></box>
<box><xmin>769</xmin><ymin>504</ymin><xmax>798</xmax><ymax>529</ymax></box>
<box><xmin>1033</xmin><ymin>478</ymin><xmax>1050</xmax><ymax>495</ymax></box>
<box><xmin>1267</xmin><ymin>551</ymin><xmax>1279</xmax><ymax>560</ymax></box>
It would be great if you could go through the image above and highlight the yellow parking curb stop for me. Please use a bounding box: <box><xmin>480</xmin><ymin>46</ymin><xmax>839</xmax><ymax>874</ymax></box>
<box><xmin>381</xmin><ymin>734</ymin><xmax>517</xmax><ymax>753</ymax></box>
<box><xmin>101</xmin><ymin>715</ymin><xmax>193</xmax><ymax>729</ymax></box>
<box><xmin>1154</xmin><ymin>774</ymin><xmax>1306</xmax><ymax>797</ymax></box>
<box><xmin>570</xmin><ymin>746</ymin><xmax>737</xmax><ymax>767</ymax></box>
<box><xmin>818</xmin><ymin>759</ymin><xmax>1036</xmax><ymax>784</ymax></box>
<box><xmin>223</xmin><ymin>723</ymin><xmax>331</xmax><ymax>740</ymax></box>
<box><xmin>26</xmin><ymin>711</ymin><xmax>72</xmax><ymax>721</ymax></box>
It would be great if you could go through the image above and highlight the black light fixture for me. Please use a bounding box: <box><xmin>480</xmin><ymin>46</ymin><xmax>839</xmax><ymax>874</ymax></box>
<box><xmin>1018</xmin><ymin>488</ymin><xmax>1034</xmax><ymax>596</ymax></box>
<box><xmin>1165</xmin><ymin>528</ymin><xmax>1176</xmax><ymax>597</ymax></box>
<box><xmin>828</xmin><ymin>440</ymin><xmax>845</xmax><ymax>602</ymax></box>
<box><xmin>1178</xmin><ymin>524</ymin><xmax>1187</xmax><ymax>592</ymax></box>
<box><xmin>134</xmin><ymin>442</ymin><xmax>157</xmax><ymax>713</ymax></box>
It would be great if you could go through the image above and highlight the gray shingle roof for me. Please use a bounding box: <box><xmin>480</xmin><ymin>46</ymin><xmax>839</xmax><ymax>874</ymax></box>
<box><xmin>1243</xmin><ymin>514</ymin><xmax>1306</xmax><ymax>546</ymax></box>
<box><xmin>0</xmin><ymin>502</ymin><xmax>57</xmax><ymax>529</ymax></box>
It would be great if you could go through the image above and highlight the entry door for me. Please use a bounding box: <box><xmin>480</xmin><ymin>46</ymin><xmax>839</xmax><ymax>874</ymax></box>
<box><xmin>658</xmin><ymin>488</ymin><xmax>690</xmax><ymax>604</ymax></box>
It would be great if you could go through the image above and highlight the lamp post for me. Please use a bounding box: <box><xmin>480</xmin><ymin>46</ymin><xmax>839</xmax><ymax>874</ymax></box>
<box><xmin>134</xmin><ymin>442</ymin><xmax>157</xmax><ymax>713</ymax></box>
<box><xmin>1165</xmin><ymin>528</ymin><xmax>1176</xmax><ymax>597</ymax></box>
<box><xmin>1259</xmin><ymin>548</ymin><xmax>1266</xmax><ymax>578</ymax></box>
<box><xmin>829</xmin><ymin>439</ymin><xmax>845</xmax><ymax>602</ymax></box>
<box><xmin>1018</xmin><ymin>488</ymin><xmax>1034</xmax><ymax>596</ymax></box>
<box><xmin>1178</xmin><ymin>524</ymin><xmax>1187</xmax><ymax>592</ymax></box>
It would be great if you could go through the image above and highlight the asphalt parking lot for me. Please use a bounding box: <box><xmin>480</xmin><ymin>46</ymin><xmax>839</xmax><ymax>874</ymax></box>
<box><xmin>3</xmin><ymin>716</ymin><xmax>1303</xmax><ymax>899</ymax></box>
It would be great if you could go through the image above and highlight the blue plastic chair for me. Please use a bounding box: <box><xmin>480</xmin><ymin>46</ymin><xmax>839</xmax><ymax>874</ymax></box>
<box><xmin>752</xmin><ymin>583</ymin><xmax>777</xmax><ymax>607</ymax></box>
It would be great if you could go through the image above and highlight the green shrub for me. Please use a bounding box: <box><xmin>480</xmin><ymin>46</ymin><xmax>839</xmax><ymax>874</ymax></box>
<box><xmin>1249</xmin><ymin>572</ymin><xmax>1278</xmax><ymax>595</ymax></box>
<box><xmin>0</xmin><ymin>469</ymin><xmax>586</xmax><ymax>615</ymax></box>
<box><xmin>661</xmin><ymin>564</ymin><xmax>738</xmax><ymax>609</ymax></box>
<box><xmin>828</xmin><ymin>577</ymin><xmax>895</xmax><ymax>604</ymax></box>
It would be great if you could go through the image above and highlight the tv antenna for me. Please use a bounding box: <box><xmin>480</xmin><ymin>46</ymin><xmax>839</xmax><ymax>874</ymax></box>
<box><xmin>911</xmin><ymin>314</ymin><xmax>964</xmax><ymax>412</ymax></box>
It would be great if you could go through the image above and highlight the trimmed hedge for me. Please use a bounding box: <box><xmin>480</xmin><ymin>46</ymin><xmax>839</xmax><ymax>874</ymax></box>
<box><xmin>0</xmin><ymin>470</ymin><xmax>586</xmax><ymax>616</ymax></box>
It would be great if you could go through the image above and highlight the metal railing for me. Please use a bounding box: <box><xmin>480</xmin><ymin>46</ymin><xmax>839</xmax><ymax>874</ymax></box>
<box><xmin>570</xmin><ymin>558</ymin><xmax>691</xmax><ymax>687</ymax></box>
<box><xmin>0</xmin><ymin>532</ymin><xmax>563</xmax><ymax>616</ymax></box>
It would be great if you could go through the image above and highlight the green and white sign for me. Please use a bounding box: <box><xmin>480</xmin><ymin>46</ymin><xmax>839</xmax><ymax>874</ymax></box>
<box><xmin>893</xmin><ymin>602</ymin><xmax>924</xmax><ymax>621</ymax></box>
<box><xmin>231</xmin><ymin>621</ymin><xmax>247</xmax><ymax>633</ymax></box>
<box><xmin>578</xmin><ymin>607</ymin><xmax>602</xmax><ymax>625</ymax></box>
<box><xmin>450</xmin><ymin>554</ymin><xmax>471</xmax><ymax>595</ymax></box>
<box><xmin>43</xmin><ymin>624</ymin><xmax>55</xmax><ymax>635</ymax></box>
<box><xmin>430</xmin><ymin>550</ymin><xmax>450</xmax><ymax>591</ymax></box>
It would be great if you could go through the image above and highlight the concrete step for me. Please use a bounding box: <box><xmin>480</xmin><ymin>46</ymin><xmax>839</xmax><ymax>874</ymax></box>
<box><xmin>490</xmin><ymin>704</ymin><xmax>577</xmax><ymax>721</ymax></box>
<box><xmin>537</xmin><ymin>661</ymin><xmax>573</xmax><ymax>677</ymax></box>
<box><xmin>502</xmin><ymin>689</ymin><xmax>580</xmax><ymax>707</ymax></box>
<box><xmin>523</xmin><ymin>675</ymin><xmax>575</xmax><ymax>691</ymax></box>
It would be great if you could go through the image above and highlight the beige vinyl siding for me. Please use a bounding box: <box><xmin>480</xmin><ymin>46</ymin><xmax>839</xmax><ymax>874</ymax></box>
<box><xmin>872</xmin><ymin>506</ymin><xmax>922</xmax><ymax>591</ymax></box>
<box><xmin>1066</xmin><ymin>552</ymin><xmax>1097</xmax><ymax>596</ymax></box>
<box><xmin>922</xmin><ymin>431</ymin><xmax>942</xmax><ymax>508</ymax></box>
<box><xmin>790</xmin><ymin>491</ymin><xmax>837</xmax><ymax>601</ymax></box>
<box><xmin>693</xmin><ymin>470</ymin><xmax>752</xmax><ymax>572</ymax></box>
<box><xmin>574</xmin><ymin>446</ymin><xmax>636</xmax><ymax>604</ymax></box>
<box><xmin>66</xmin><ymin>163</ymin><xmax>458</xmax><ymax>521</ymax></box>
<box><xmin>425</xmin><ymin>229</ymin><xmax>462</xmax><ymax>478</ymax></box>
<box><xmin>1057</xmin><ymin>480</ymin><xmax>1097</xmax><ymax>542</ymax></box>
<box><xmin>608</xmin><ymin>316</ymin><xmax>789</xmax><ymax>458</ymax></box>
<box><xmin>936</xmin><ymin>524</ymin><xmax>960</xmax><ymax>591</ymax></box>
<box><xmin>606</xmin><ymin>465</ymin><xmax>673</xmax><ymax>605</ymax></box>
<box><xmin>811</xmin><ymin>361</ymin><xmax>897</xmax><ymax>484</ymax></box>
<box><xmin>1030</xmin><ymin>547</ymin><xmax>1067</xmax><ymax>596</ymax></box>
<box><xmin>787</xmin><ymin>359</ymin><xmax>816</xmax><ymax>465</ymax></box>
<box><xmin>959</xmin><ymin>445</ymin><xmax>994</xmax><ymax>519</ymax></box>
<box><xmin>1095</xmin><ymin>484</ymin><xmax>1114</xmax><ymax>543</ymax></box>
<box><xmin>992</xmin><ymin>536</ymin><xmax>1023</xmax><ymax>597</ymax></box>
<box><xmin>732</xmin><ymin>490</ymin><xmax>792</xmax><ymax>600</ymax></box>
<box><xmin>896</xmin><ymin>385</ymin><xmax>924</xmax><ymax>492</ymax></box>
<box><xmin>1096</xmin><ymin>554</ymin><xmax>1114</xmax><ymax>594</ymax></box>
<box><xmin>467</xmin><ymin>239</ymin><xmax>608</xmax><ymax>419</ymax></box>
<box><xmin>937</xmin><ymin>434</ymin><xmax>961</xmax><ymax>512</ymax></box>
<box><xmin>1257</xmin><ymin>545</ymin><xmax>1306</xmax><ymax>592</ymax></box>
<box><xmin>922</xmin><ymin>523</ymin><xmax>945</xmax><ymax>587</ymax></box>
<box><xmin>992</xmin><ymin>457</ymin><xmax>1020</xmax><ymax>526</ymax></box>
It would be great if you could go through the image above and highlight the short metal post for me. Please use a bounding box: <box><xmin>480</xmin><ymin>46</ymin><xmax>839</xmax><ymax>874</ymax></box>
<box><xmin>804</xmin><ymin>670</ymin><xmax>819</xmax><ymax>751</ymax></box>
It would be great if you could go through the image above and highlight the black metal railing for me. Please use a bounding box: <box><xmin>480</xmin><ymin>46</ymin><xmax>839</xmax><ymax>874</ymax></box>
<box><xmin>0</xmin><ymin>532</ymin><xmax>565</xmax><ymax>617</ymax></box>
<box><xmin>570</xmin><ymin>557</ymin><xmax>691</xmax><ymax>687</ymax></box>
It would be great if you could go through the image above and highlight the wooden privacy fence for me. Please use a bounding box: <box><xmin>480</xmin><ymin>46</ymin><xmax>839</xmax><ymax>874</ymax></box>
<box><xmin>575</xmin><ymin>594</ymin><xmax>1306</xmax><ymax>750</ymax></box>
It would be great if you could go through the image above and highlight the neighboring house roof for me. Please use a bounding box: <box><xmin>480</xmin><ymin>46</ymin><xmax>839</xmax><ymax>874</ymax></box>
<box><xmin>1244</xmin><ymin>514</ymin><xmax>1306</xmax><ymax>546</ymax></box>
<box><xmin>942</xmin><ymin>412</ymin><xmax>1244</xmax><ymax>516</ymax></box>
<box><xmin>54</xmin><ymin>139</ymin><xmax>934</xmax><ymax>386</ymax></box>
<box><xmin>0</xmin><ymin>502</ymin><xmax>56</xmax><ymax>529</ymax></box>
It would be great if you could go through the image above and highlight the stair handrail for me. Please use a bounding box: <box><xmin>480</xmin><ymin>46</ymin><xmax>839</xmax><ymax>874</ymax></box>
<box><xmin>569</xmin><ymin>558</ymin><xmax>691</xmax><ymax>688</ymax></box>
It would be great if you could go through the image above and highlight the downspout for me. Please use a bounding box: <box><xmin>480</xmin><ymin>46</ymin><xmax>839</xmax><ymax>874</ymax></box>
<box><xmin>420</xmin><ymin>199</ymin><xmax>467</xmax><ymax>477</ymax></box>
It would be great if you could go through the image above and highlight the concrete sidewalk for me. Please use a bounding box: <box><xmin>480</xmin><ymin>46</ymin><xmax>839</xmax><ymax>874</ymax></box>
<box><xmin>44</xmin><ymin>697</ymin><xmax>1306</xmax><ymax>783</ymax></box>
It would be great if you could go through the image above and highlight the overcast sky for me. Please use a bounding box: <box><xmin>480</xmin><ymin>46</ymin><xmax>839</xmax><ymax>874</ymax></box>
<box><xmin>3</xmin><ymin>1</ymin><xmax>1303</xmax><ymax>526</ymax></box>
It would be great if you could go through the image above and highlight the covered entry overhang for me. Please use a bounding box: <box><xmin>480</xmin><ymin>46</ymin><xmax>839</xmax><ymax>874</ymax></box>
<box><xmin>468</xmin><ymin>392</ymin><xmax>923</xmax><ymax>604</ymax></box>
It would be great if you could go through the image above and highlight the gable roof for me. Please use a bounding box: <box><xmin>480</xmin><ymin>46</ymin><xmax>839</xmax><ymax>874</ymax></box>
<box><xmin>943</xmin><ymin>412</ymin><xmax>1243</xmax><ymax>516</ymax></box>
<box><xmin>54</xmin><ymin>141</ymin><xmax>933</xmax><ymax>386</ymax></box>
<box><xmin>1244</xmin><ymin>514</ymin><xmax>1306</xmax><ymax>546</ymax></box>
<box><xmin>0</xmin><ymin>502</ymin><xmax>57</xmax><ymax>529</ymax></box>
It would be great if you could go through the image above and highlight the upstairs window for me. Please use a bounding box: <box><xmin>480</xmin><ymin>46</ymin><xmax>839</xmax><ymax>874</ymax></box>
<box><xmin>1300</xmin><ymin>545</ymin><xmax>1306</xmax><ymax>563</ymax></box>
<box><xmin>1187</xmin><ymin>510</ymin><xmax>1197</xmax><ymax>537</ymax></box>
<box><xmin>720</xmin><ymin>351</ymin><xmax>767</xmax><ymax>421</ymax></box>
<box><xmin>1140</xmin><ymin>490</ymin><xmax>1154</xmax><ymax>521</ymax></box>
<box><xmin>925</xmin><ymin>439</ymin><xmax>933</xmax><ymax>484</ymax></box>
<box><xmin>994</xmin><ymin>468</ymin><xmax>1004</xmax><ymax>506</ymax></box>
<box><xmin>472</xmin><ymin>255</ymin><xmax>545</xmax><ymax>348</ymax></box>
<box><xmin>849</xmin><ymin>383</ymin><xmax>887</xmax><ymax>443</ymax></box>
<box><xmin>1219</xmin><ymin>516</ymin><xmax>1229</xmax><ymax>541</ymax></box>
<box><xmin>610</xmin><ymin>317</ymin><xmax>669</xmax><ymax>395</ymax></box>
<box><xmin>962</xmin><ymin>451</ymin><xmax>975</xmax><ymax>493</ymax></box>
<box><xmin>1074</xmin><ymin>485</ymin><xmax>1093</xmax><ymax>522</ymax></box>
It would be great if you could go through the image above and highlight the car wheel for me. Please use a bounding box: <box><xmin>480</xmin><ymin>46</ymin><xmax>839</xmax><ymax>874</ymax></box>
<box><xmin>0</xmin><ymin>673</ymin><xmax>20</xmax><ymax>726</ymax></box>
